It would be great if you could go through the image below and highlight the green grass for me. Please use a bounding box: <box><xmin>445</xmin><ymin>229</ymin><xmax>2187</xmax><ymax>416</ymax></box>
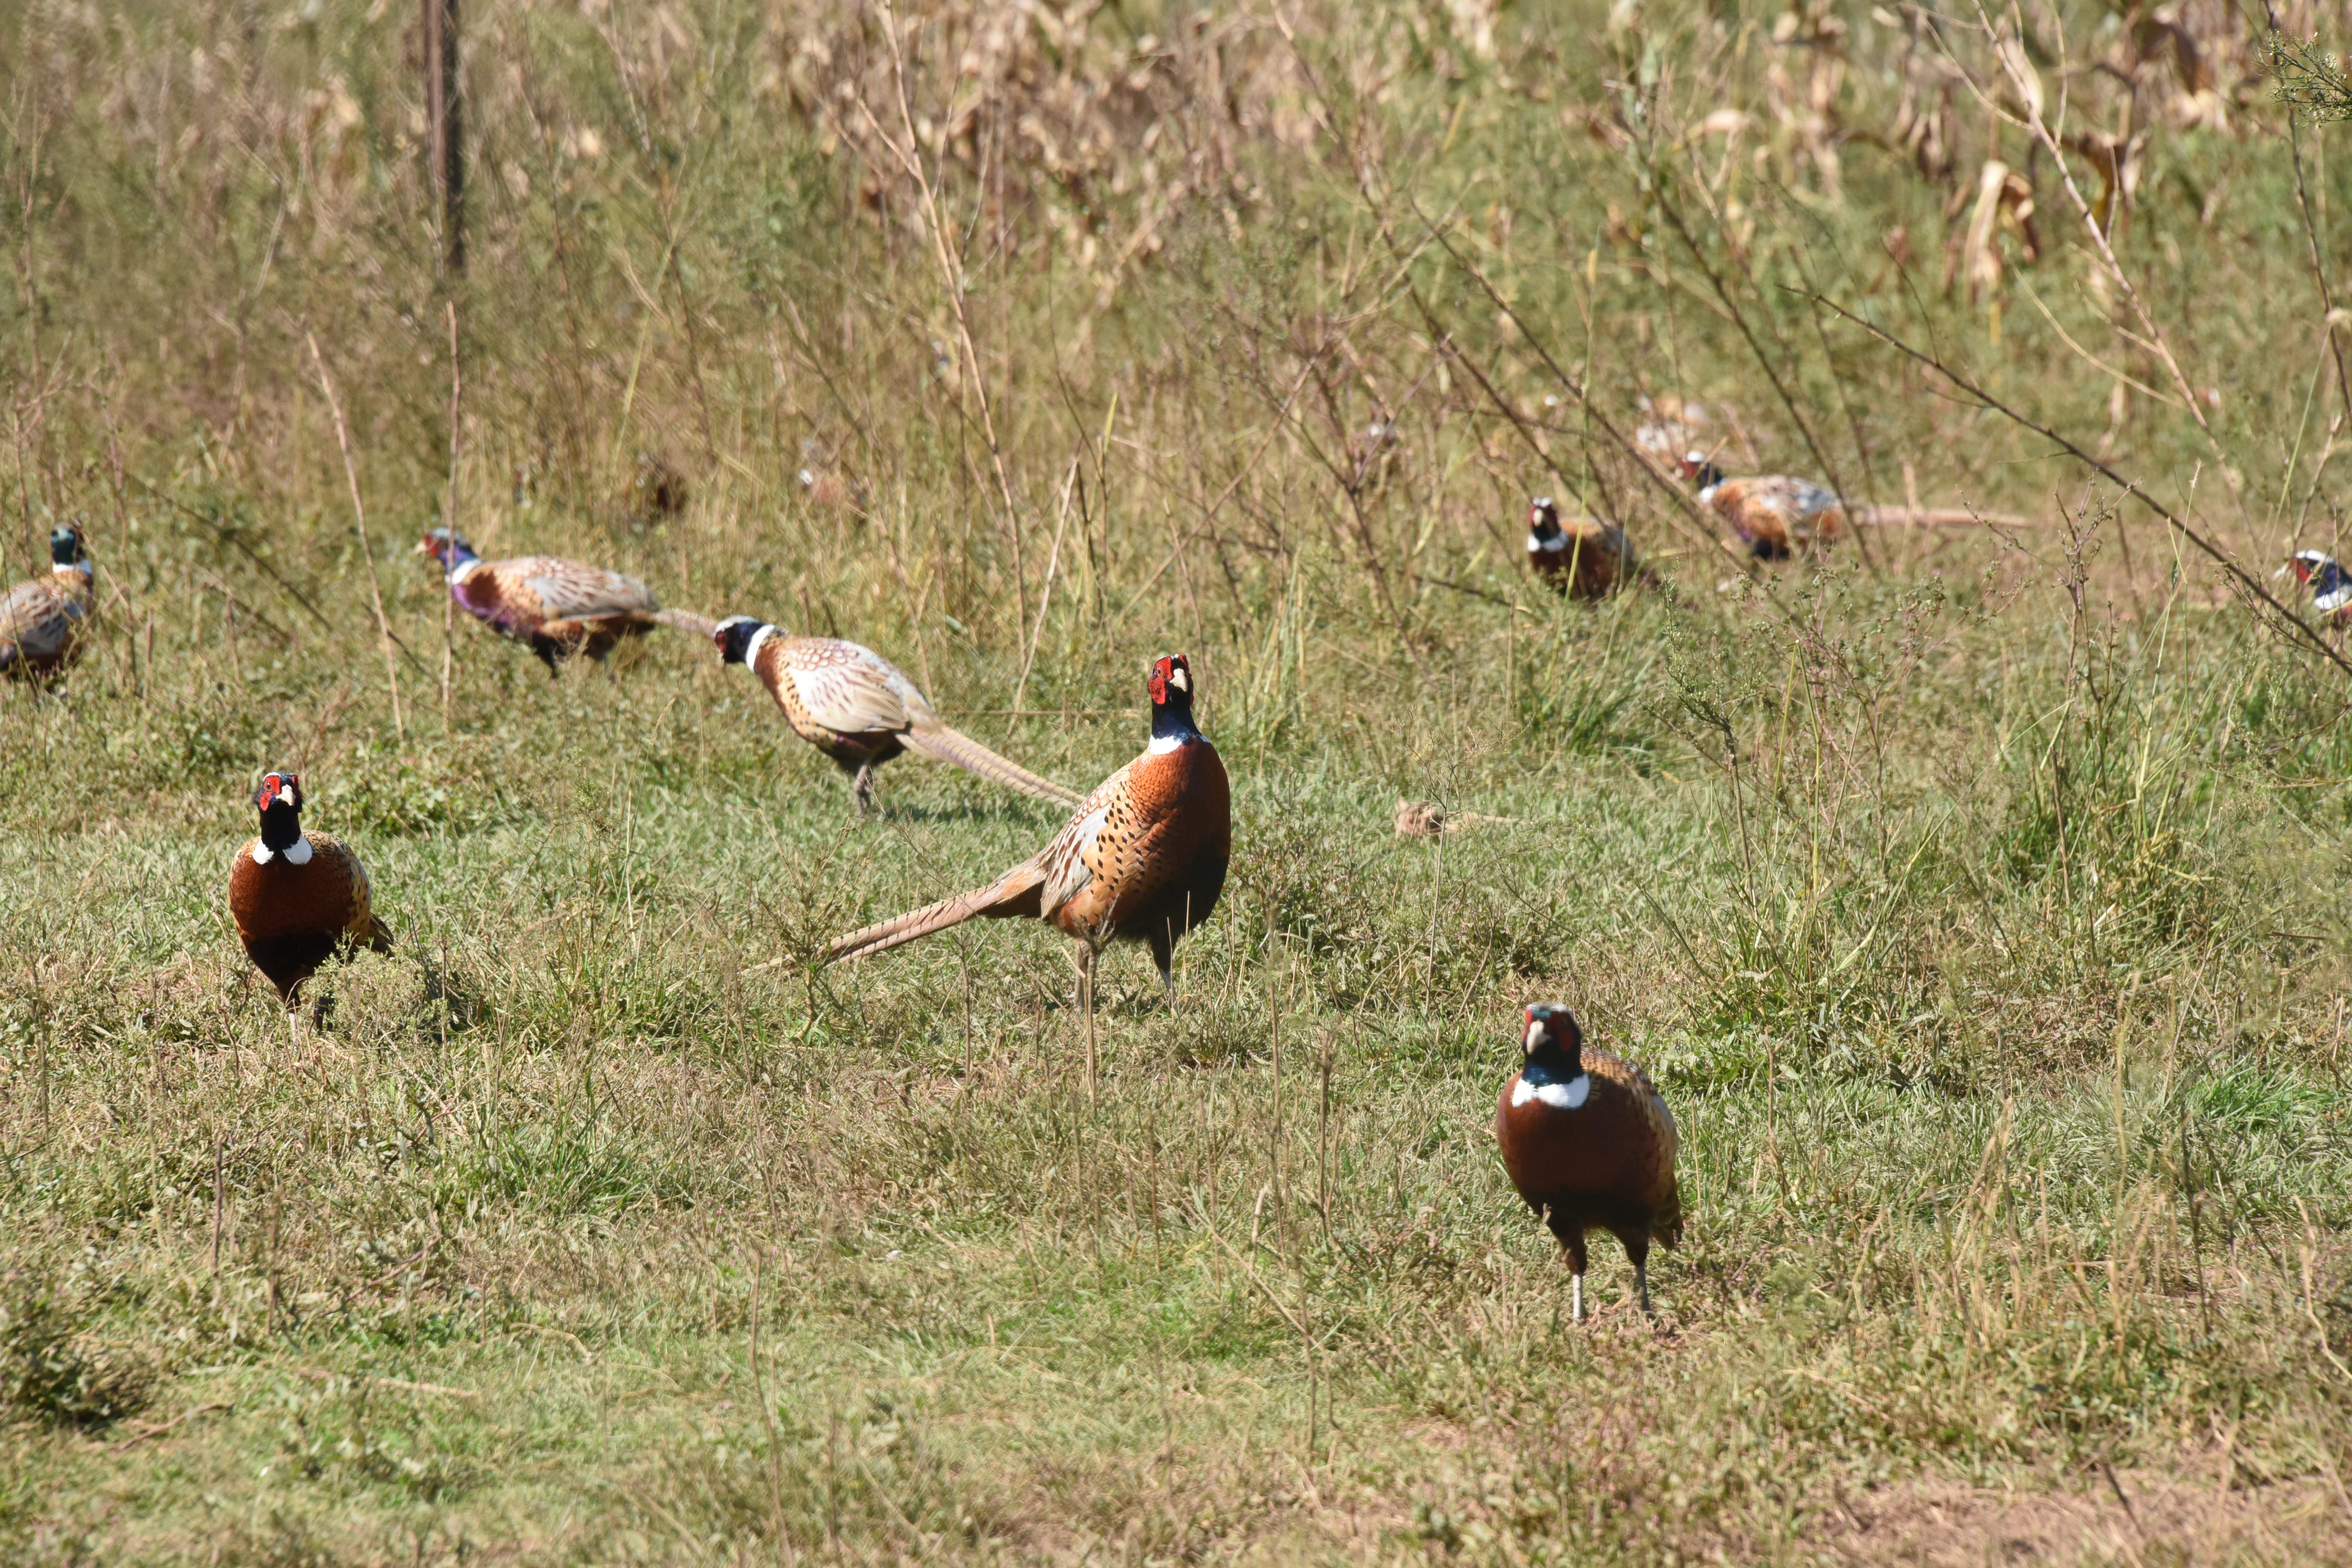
<box><xmin>5</xmin><ymin>0</ymin><xmax>2352</xmax><ymax>1561</ymax></box>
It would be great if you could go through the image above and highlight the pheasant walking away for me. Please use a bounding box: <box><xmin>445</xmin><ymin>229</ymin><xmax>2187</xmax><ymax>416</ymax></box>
<box><xmin>417</xmin><ymin>528</ymin><xmax>710</xmax><ymax>675</ymax></box>
<box><xmin>0</xmin><ymin>526</ymin><xmax>95</xmax><ymax>680</ymax></box>
<box><xmin>227</xmin><ymin>772</ymin><xmax>394</xmax><ymax>1008</ymax></box>
<box><xmin>1495</xmin><ymin>1003</ymin><xmax>1683</xmax><ymax>1322</ymax></box>
<box><xmin>824</xmin><ymin>654</ymin><xmax>1231</xmax><ymax>1006</ymax></box>
<box><xmin>715</xmin><ymin>616</ymin><xmax>1081</xmax><ymax>813</ymax></box>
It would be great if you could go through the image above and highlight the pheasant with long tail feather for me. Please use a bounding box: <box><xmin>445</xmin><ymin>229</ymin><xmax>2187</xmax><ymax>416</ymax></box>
<box><xmin>416</xmin><ymin>528</ymin><xmax>709</xmax><ymax>675</ymax></box>
<box><xmin>715</xmin><ymin>615</ymin><xmax>1081</xmax><ymax>814</ymax></box>
<box><xmin>824</xmin><ymin>654</ymin><xmax>1230</xmax><ymax>1005</ymax></box>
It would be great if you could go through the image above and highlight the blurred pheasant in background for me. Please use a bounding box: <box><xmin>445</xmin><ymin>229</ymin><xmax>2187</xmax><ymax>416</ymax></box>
<box><xmin>625</xmin><ymin>451</ymin><xmax>689</xmax><ymax>525</ymax></box>
<box><xmin>0</xmin><ymin>526</ymin><xmax>95</xmax><ymax>680</ymax></box>
<box><xmin>1496</xmin><ymin>1003</ymin><xmax>1683</xmax><ymax>1323</ymax></box>
<box><xmin>715</xmin><ymin>616</ymin><xmax>1081</xmax><ymax>814</ymax></box>
<box><xmin>1680</xmin><ymin>454</ymin><xmax>1847</xmax><ymax>560</ymax></box>
<box><xmin>824</xmin><ymin>654</ymin><xmax>1230</xmax><ymax>1007</ymax></box>
<box><xmin>416</xmin><ymin>528</ymin><xmax>711</xmax><ymax>675</ymax></box>
<box><xmin>2288</xmin><ymin>550</ymin><xmax>2352</xmax><ymax>623</ymax></box>
<box><xmin>1681</xmin><ymin>453</ymin><xmax>2026</xmax><ymax>556</ymax></box>
<box><xmin>227</xmin><ymin>771</ymin><xmax>393</xmax><ymax>1009</ymax></box>
<box><xmin>1525</xmin><ymin>496</ymin><xmax>1638</xmax><ymax>598</ymax></box>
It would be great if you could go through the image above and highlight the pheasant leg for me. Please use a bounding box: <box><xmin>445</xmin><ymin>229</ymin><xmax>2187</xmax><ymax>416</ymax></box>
<box><xmin>1075</xmin><ymin>943</ymin><xmax>1099</xmax><ymax>1113</ymax></box>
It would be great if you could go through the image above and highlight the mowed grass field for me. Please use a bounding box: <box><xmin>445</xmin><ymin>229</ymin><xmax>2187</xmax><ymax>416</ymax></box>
<box><xmin>6</xmin><ymin>0</ymin><xmax>2352</xmax><ymax>1562</ymax></box>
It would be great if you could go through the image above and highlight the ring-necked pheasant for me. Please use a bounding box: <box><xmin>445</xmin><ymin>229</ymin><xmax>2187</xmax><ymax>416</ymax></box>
<box><xmin>715</xmin><ymin>616</ymin><xmax>1080</xmax><ymax>813</ymax></box>
<box><xmin>1680</xmin><ymin>454</ymin><xmax>1846</xmax><ymax>560</ymax></box>
<box><xmin>1496</xmin><ymin>1003</ymin><xmax>1683</xmax><ymax>1322</ymax></box>
<box><xmin>1681</xmin><ymin>454</ymin><xmax>2028</xmax><ymax>553</ymax></box>
<box><xmin>1525</xmin><ymin>497</ymin><xmax>1638</xmax><ymax>598</ymax></box>
<box><xmin>824</xmin><ymin>654</ymin><xmax>1230</xmax><ymax>1007</ymax></box>
<box><xmin>2288</xmin><ymin>550</ymin><xmax>2352</xmax><ymax>623</ymax></box>
<box><xmin>227</xmin><ymin>771</ymin><xmax>393</xmax><ymax>1008</ymax></box>
<box><xmin>0</xmin><ymin>526</ymin><xmax>94</xmax><ymax>680</ymax></box>
<box><xmin>416</xmin><ymin>528</ymin><xmax>711</xmax><ymax>675</ymax></box>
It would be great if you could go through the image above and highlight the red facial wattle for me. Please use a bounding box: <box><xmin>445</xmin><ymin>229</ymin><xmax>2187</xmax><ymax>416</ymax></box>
<box><xmin>1149</xmin><ymin>660</ymin><xmax>1172</xmax><ymax>705</ymax></box>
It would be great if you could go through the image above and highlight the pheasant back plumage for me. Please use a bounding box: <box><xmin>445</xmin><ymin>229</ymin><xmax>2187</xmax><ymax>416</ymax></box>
<box><xmin>756</xmin><ymin>634</ymin><xmax>924</xmax><ymax>766</ymax></box>
<box><xmin>1703</xmin><ymin>475</ymin><xmax>1847</xmax><ymax>558</ymax></box>
<box><xmin>0</xmin><ymin>568</ymin><xmax>92</xmax><ymax>677</ymax></box>
<box><xmin>449</xmin><ymin>553</ymin><xmax>662</xmax><ymax>666</ymax></box>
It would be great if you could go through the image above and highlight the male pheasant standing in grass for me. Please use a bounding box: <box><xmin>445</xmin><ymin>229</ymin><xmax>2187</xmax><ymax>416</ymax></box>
<box><xmin>2288</xmin><ymin>550</ymin><xmax>2352</xmax><ymax>623</ymax></box>
<box><xmin>416</xmin><ymin>527</ymin><xmax>711</xmax><ymax>676</ymax></box>
<box><xmin>824</xmin><ymin>654</ymin><xmax>1230</xmax><ymax>1009</ymax></box>
<box><xmin>1680</xmin><ymin>454</ymin><xmax>1847</xmax><ymax>560</ymax></box>
<box><xmin>227</xmin><ymin>771</ymin><xmax>393</xmax><ymax>1008</ymax></box>
<box><xmin>1496</xmin><ymin>1003</ymin><xmax>1683</xmax><ymax>1323</ymax></box>
<box><xmin>1525</xmin><ymin>496</ymin><xmax>1638</xmax><ymax>599</ymax></box>
<box><xmin>0</xmin><ymin>526</ymin><xmax>95</xmax><ymax>680</ymax></box>
<box><xmin>715</xmin><ymin>616</ymin><xmax>1080</xmax><ymax>815</ymax></box>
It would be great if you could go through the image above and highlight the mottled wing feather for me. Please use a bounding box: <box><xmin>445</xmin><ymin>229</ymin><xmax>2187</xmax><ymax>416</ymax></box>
<box><xmin>1726</xmin><ymin>476</ymin><xmax>1844</xmax><ymax>544</ymax></box>
<box><xmin>0</xmin><ymin>578</ymin><xmax>82</xmax><ymax>663</ymax></box>
<box><xmin>1586</xmin><ymin>1049</ymin><xmax>1681</xmax><ymax>1220</ymax></box>
<box><xmin>781</xmin><ymin>639</ymin><xmax>925</xmax><ymax>735</ymax></box>
<box><xmin>507</xmin><ymin>556</ymin><xmax>660</xmax><ymax>620</ymax></box>
<box><xmin>306</xmin><ymin>833</ymin><xmax>379</xmax><ymax>945</ymax></box>
<box><xmin>1035</xmin><ymin>763</ymin><xmax>1136</xmax><ymax>918</ymax></box>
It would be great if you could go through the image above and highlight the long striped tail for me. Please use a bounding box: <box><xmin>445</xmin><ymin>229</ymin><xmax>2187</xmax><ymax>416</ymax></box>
<box><xmin>900</xmin><ymin>723</ymin><xmax>1083</xmax><ymax>806</ymax></box>
<box><xmin>1850</xmin><ymin>505</ymin><xmax>2037</xmax><ymax>530</ymax></box>
<box><xmin>651</xmin><ymin>607</ymin><xmax>719</xmax><ymax>639</ymax></box>
<box><xmin>824</xmin><ymin>864</ymin><xmax>1047</xmax><ymax>966</ymax></box>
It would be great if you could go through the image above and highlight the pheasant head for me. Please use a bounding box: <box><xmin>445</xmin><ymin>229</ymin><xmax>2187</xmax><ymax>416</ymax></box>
<box><xmin>713</xmin><ymin>615</ymin><xmax>778</xmax><ymax>666</ymax></box>
<box><xmin>1147</xmin><ymin>654</ymin><xmax>1203</xmax><ymax>749</ymax></box>
<box><xmin>49</xmin><ymin>526</ymin><xmax>89</xmax><ymax>574</ymax></box>
<box><xmin>2289</xmin><ymin>550</ymin><xmax>2342</xmax><ymax>589</ymax></box>
<box><xmin>1521</xmin><ymin>1002</ymin><xmax>1583</xmax><ymax>1065</ymax></box>
<box><xmin>1678</xmin><ymin>451</ymin><xmax>1726</xmax><ymax>496</ymax></box>
<box><xmin>415</xmin><ymin>528</ymin><xmax>479</xmax><ymax>574</ymax></box>
<box><xmin>1528</xmin><ymin>497</ymin><xmax>1565</xmax><ymax>551</ymax></box>
<box><xmin>252</xmin><ymin>770</ymin><xmax>309</xmax><ymax>861</ymax></box>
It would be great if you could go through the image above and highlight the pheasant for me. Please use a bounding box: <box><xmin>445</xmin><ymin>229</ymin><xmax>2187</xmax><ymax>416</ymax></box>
<box><xmin>415</xmin><ymin>528</ymin><xmax>709</xmax><ymax>675</ymax></box>
<box><xmin>1680</xmin><ymin>454</ymin><xmax>1846</xmax><ymax>560</ymax></box>
<box><xmin>2288</xmin><ymin>551</ymin><xmax>2352</xmax><ymax>623</ymax></box>
<box><xmin>715</xmin><ymin>617</ymin><xmax>1081</xmax><ymax>813</ymax></box>
<box><xmin>1525</xmin><ymin>496</ymin><xmax>1638</xmax><ymax>598</ymax></box>
<box><xmin>227</xmin><ymin>771</ymin><xmax>393</xmax><ymax>1007</ymax></box>
<box><xmin>1681</xmin><ymin>454</ymin><xmax>2032</xmax><ymax>554</ymax></box>
<box><xmin>0</xmin><ymin>526</ymin><xmax>95</xmax><ymax>680</ymax></box>
<box><xmin>824</xmin><ymin>654</ymin><xmax>1230</xmax><ymax>1006</ymax></box>
<box><xmin>1496</xmin><ymin>1003</ymin><xmax>1683</xmax><ymax>1322</ymax></box>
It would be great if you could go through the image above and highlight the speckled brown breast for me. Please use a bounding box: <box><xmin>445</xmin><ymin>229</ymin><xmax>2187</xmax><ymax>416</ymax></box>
<box><xmin>1495</xmin><ymin>1050</ymin><xmax>1680</xmax><ymax>1227</ymax></box>
<box><xmin>227</xmin><ymin>832</ymin><xmax>382</xmax><ymax>1002</ymax></box>
<box><xmin>1049</xmin><ymin>738</ymin><xmax>1231</xmax><ymax>945</ymax></box>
